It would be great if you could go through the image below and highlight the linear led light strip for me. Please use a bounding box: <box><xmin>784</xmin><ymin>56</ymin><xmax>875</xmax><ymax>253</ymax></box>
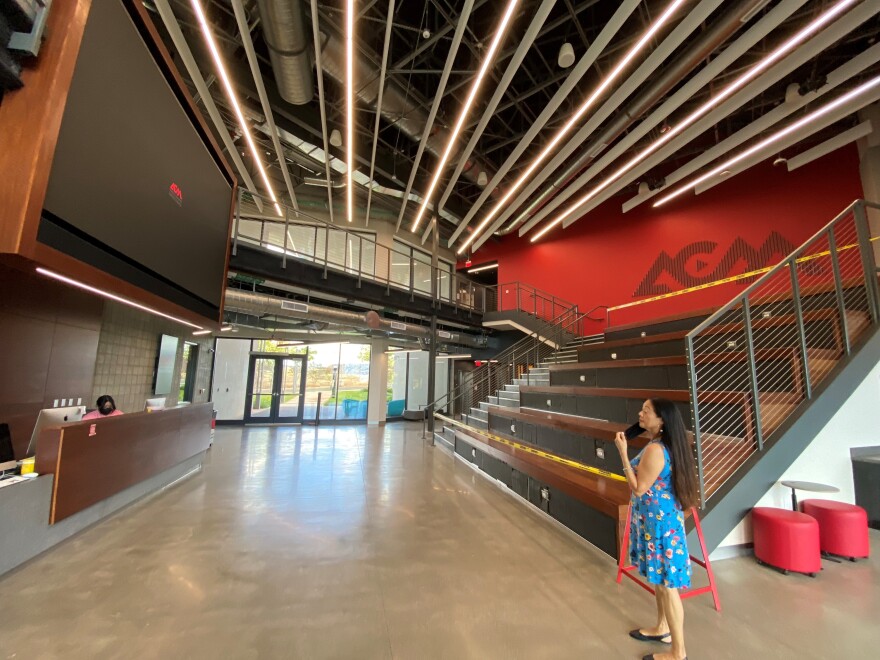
<box><xmin>528</xmin><ymin>0</ymin><xmax>861</xmax><ymax>242</ymax></box>
<box><xmin>455</xmin><ymin>0</ymin><xmax>689</xmax><ymax>254</ymax></box>
<box><xmin>36</xmin><ymin>268</ymin><xmax>204</xmax><ymax>330</ymax></box>
<box><xmin>410</xmin><ymin>0</ymin><xmax>521</xmax><ymax>233</ymax></box>
<box><xmin>347</xmin><ymin>0</ymin><xmax>355</xmax><ymax>223</ymax></box>
<box><xmin>654</xmin><ymin>76</ymin><xmax>880</xmax><ymax>206</ymax></box>
<box><xmin>189</xmin><ymin>0</ymin><xmax>282</xmax><ymax>216</ymax></box>
<box><xmin>467</xmin><ymin>263</ymin><xmax>498</xmax><ymax>273</ymax></box>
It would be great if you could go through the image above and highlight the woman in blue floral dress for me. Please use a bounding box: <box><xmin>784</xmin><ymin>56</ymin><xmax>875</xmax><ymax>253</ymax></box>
<box><xmin>615</xmin><ymin>398</ymin><xmax>698</xmax><ymax>660</ymax></box>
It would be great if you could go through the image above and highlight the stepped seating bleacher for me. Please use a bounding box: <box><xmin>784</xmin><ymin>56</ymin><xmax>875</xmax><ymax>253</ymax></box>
<box><xmin>442</xmin><ymin>285</ymin><xmax>875</xmax><ymax>556</ymax></box>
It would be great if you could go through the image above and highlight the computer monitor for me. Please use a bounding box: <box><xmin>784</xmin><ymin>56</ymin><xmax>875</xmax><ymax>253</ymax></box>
<box><xmin>144</xmin><ymin>397</ymin><xmax>166</xmax><ymax>412</ymax></box>
<box><xmin>26</xmin><ymin>406</ymin><xmax>86</xmax><ymax>457</ymax></box>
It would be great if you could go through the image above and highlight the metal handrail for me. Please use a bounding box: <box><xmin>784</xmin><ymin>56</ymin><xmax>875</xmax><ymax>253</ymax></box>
<box><xmin>483</xmin><ymin>281</ymin><xmax>579</xmax><ymax>322</ymax></box>
<box><xmin>425</xmin><ymin>304</ymin><xmax>607</xmax><ymax>435</ymax></box>
<box><xmin>232</xmin><ymin>189</ymin><xmax>490</xmax><ymax>312</ymax></box>
<box><xmin>686</xmin><ymin>199</ymin><xmax>880</xmax><ymax>507</ymax></box>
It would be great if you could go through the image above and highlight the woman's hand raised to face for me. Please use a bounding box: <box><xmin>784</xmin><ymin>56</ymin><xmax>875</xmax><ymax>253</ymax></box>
<box><xmin>614</xmin><ymin>432</ymin><xmax>628</xmax><ymax>457</ymax></box>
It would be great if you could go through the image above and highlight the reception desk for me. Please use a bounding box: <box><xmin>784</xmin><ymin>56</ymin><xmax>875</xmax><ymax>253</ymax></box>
<box><xmin>34</xmin><ymin>403</ymin><xmax>212</xmax><ymax>523</ymax></box>
<box><xmin>0</xmin><ymin>403</ymin><xmax>211</xmax><ymax>575</ymax></box>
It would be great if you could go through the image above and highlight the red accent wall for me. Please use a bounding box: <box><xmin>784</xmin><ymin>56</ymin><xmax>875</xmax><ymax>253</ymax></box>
<box><xmin>466</xmin><ymin>147</ymin><xmax>864</xmax><ymax>333</ymax></box>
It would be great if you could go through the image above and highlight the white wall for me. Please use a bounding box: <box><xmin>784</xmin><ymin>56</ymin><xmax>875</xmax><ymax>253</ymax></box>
<box><xmin>717</xmin><ymin>356</ymin><xmax>880</xmax><ymax>549</ymax></box>
<box><xmin>212</xmin><ymin>338</ymin><xmax>250</xmax><ymax>421</ymax></box>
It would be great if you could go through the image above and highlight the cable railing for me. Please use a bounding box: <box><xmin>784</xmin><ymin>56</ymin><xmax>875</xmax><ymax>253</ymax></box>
<box><xmin>426</xmin><ymin>305</ymin><xmax>605</xmax><ymax>434</ymax></box>
<box><xmin>231</xmin><ymin>190</ymin><xmax>489</xmax><ymax>312</ymax></box>
<box><xmin>687</xmin><ymin>200</ymin><xmax>880</xmax><ymax>506</ymax></box>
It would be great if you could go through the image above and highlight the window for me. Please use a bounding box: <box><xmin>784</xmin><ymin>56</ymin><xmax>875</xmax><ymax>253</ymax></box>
<box><xmin>178</xmin><ymin>342</ymin><xmax>198</xmax><ymax>403</ymax></box>
<box><xmin>391</xmin><ymin>239</ymin><xmax>454</xmax><ymax>297</ymax></box>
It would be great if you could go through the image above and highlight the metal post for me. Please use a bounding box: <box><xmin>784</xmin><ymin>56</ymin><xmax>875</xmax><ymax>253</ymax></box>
<box><xmin>322</xmin><ymin>226</ymin><xmax>330</xmax><ymax>279</ymax></box>
<box><xmin>827</xmin><ymin>226</ymin><xmax>850</xmax><ymax>355</ymax></box>
<box><xmin>232</xmin><ymin>188</ymin><xmax>242</xmax><ymax>256</ymax></box>
<box><xmin>431</xmin><ymin>217</ymin><xmax>439</xmax><ymax>307</ymax></box>
<box><xmin>685</xmin><ymin>335</ymin><xmax>706</xmax><ymax>507</ymax></box>
<box><xmin>426</xmin><ymin>314</ymin><xmax>437</xmax><ymax>443</ymax></box>
<box><xmin>853</xmin><ymin>201</ymin><xmax>880</xmax><ymax>323</ymax></box>
<box><xmin>789</xmin><ymin>258</ymin><xmax>812</xmax><ymax>399</ymax></box>
<box><xmin>282</xmin><ymin>204</ymin><xmax>289</xmax><ymax>269</ymax></box>
<box><xmin>357</xmin><ymin>235</ymin><xmax>363</xmax><ymax>287</ymax></box>
<box><xmin>409</xmin><ymin>252</ymin><xmax>415</xmax><ymax>301</ymax></box>
<box><xmin>742</xmin><ymin>298</ymin><xmax>764</xmax><ymax>451</ymax></box>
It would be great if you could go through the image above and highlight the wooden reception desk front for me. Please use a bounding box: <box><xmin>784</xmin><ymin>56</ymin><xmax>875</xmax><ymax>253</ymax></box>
<box><xmin>33</xmin><ymin>403</ymin><xmax>212</xmax><ymax>523</ymax></box>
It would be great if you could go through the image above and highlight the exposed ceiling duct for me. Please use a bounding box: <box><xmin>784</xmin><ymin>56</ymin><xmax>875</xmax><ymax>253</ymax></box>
<box><xmin>224</xmin><ymin>289</ymin><xmax>485</xmax><ymax>348</ymax></box>
<box><xmin>255</xmin><ymin>0</ymin><xmax>495</xmax><ymax>188</ymax></box>
<box><xmin>255</xmin><ymin>0</ymin><xmax>314</xmax><ymax>105</ymax></box>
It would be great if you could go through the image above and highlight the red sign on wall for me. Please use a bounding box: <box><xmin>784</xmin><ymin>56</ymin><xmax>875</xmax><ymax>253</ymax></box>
<box><xmin>169</xmin><ymin>182</ymin><xmax>183</xmax><ymax>206</ymax></box>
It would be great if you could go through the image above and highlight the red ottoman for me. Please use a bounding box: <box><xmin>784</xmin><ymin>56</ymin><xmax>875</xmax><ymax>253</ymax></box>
<box><xmin>752</xmin><ymin>507</ymin><xmax>821</xmax><ymax>576</ymax></box>
<box><xmin>801</xmin><ymin>499</ymin><xmax>870</xmax><ymax>560</ymax></box>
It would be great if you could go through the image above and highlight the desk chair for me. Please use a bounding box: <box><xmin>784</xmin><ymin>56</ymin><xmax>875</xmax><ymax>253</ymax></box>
<box><xmin>0</xmin><ymin>423</ymin><xmax>13</xmax><ymax>463</ymax></box>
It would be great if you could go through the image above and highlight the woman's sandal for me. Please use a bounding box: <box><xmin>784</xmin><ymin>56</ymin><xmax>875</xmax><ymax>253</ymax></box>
<box><xmin>629</xmin><ymin>629</ymin><xmax>672</xmax><ymax>643</ymax></box>
<box><xmin>641</xmin><ymin>656</ymin><xmax>687</xmax><ymax>660</ymax></box>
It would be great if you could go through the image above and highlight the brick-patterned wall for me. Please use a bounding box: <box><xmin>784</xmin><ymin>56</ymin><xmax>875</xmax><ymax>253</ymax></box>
<box><xmin>91</xmin><ymin>302</ymin><xmax>213</xmax><ymax>414</ymax></box>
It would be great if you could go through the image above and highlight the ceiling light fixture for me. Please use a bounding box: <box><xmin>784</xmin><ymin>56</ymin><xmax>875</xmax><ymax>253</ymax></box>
<box><xmin>36</xmin><ymin>268</ymin><xmax>203</xmax><ymax>330</ymax></box>
<box><xmin>528</xmin><ymin>0</ymin><xmax>861</xmax><ymax>243</ymax></box>
<box><xmin>410</xmin><ymin>0</ymin><xmax>521</xmax><ymax>233</ymax></box>
<box><xmin>330</xmin><ymin>128</ymin><xmax>343</xmax><ymax>147</ymax></box>
<box><xmin>459</xmin><ymin>0</ymin><xmax>688</xmax><ymax>254</ymax></box>
<box><xmin>437</xmin><ymin>354</ymin><xmax>472</xmax><ymax>360</ymax></box>
<box><xmin>346</xmin><ymin>0</ymin><xmax>355</xmax><ymax>223</ymax></box>
<box><xmin>188</xmin><ymin>0</ymin><xmax>282</xmax><ymax>217</ymax></box>
<box><xmin>558</xmin><ymin>42</ymin><xmax>575</xmax><ymax>68</ymax></box>
<box><xmin>219</xmin><ymin>325</ymin><xmax>234</xmax><ymax>332</ymax></box>
<box><xmin>467</xmin><ymin>263</ymin><xmax>499</xmax><ymax>273</ymax></box>
<box><xmin>653</xmin><ymin>76</ymin><xmax>880</xmax><ymax>207</ymax></box>
<box><xmin>192</xmin><ymin>329</ymin><xmax>213</xmax><ymax>336</ymax></box>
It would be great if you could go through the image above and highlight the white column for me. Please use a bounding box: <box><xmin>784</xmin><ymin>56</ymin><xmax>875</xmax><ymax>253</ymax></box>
<box><xmin>367</xmin><ymin>338</ymin><xmax>388</xmax><ymax>425</ymax></box>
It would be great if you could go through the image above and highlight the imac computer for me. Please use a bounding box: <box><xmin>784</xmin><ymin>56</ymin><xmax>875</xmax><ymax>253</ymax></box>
<box><xmin>26</xmin><ymin>405</ymin><xmax>86</xmax><ymax>457</ymax></box>
<box><xmin>144</xmin><ymin>397</ymin><xmax>166</xmax><ymax>412</ymax></box>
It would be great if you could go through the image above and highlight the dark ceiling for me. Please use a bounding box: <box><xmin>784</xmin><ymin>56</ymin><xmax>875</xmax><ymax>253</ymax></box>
<box><xmin>151</xmin><ymin>0</ymin><xmax>880</xmax><ymax>248</ymax></box>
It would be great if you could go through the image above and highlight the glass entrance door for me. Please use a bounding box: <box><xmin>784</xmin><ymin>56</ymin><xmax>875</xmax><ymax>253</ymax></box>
<box><xmin>276</xmin><ymin>356</ymin><xmax>306</xmax><ymax>422</ymax></box>
<box><xmin>244</xmin><ymin>355</ymin><xmax>307</xmax><ymax>423</ymax></box>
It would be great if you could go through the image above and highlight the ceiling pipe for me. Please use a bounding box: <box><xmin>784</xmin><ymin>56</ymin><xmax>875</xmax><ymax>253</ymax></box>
<box><xmin>445</xmin><ymin>0</ymin><xmax>642</xmax><ymax>248</ymax></box>
<box><xmin>255</xmin><ymin>0</ymin><xmax>314</xmax><ymax>104</ymax></box>
<box><xmin>488</xmin><ymin>0</ymin><xmax>750</xmax><ymax>240</ymax></box>
<box><xmin>557</xmin><ymin>0</ymin><xmax>879</xmax><ymax>232</ymax></box>
<box><xmin>515</xmin><ymin>0</ymin><xmax>812</xmax><ymax>236</ymax></box>
<box><xmin>224</xmin><ymin>290</ymin><xmax>485</xmax><ymax>348</ymax></box>
<box><xmin>231</xmin><ymin>0</ymin><xmax>300</xmax><ymax>212</ymax></box>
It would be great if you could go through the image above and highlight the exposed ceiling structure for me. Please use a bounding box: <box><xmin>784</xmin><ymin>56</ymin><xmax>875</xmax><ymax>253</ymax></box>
<box><xmin>149</xmin><ymin>0</ymin><xmax>880</xmax><ymax>253</ymax></box>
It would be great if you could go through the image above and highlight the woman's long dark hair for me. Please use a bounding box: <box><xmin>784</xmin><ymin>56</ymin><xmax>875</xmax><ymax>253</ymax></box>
<box><xmin>650</xmin><ymin>398</ymin><xmax>699</xmax><ymax>510</ymax></box>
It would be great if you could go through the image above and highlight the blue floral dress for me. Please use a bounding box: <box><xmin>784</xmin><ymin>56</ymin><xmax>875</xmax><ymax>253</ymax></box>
<box><xmin>629</xmin><ymin>440</ymin><xmax>691</xmax><ymax>588</ymax></box>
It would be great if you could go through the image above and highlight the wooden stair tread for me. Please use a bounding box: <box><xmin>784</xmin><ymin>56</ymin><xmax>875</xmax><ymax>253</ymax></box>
<box><xmin>483</xmin><ymin>403</ymin><xmax>651</xmax><ymax>446</ymax></box>
<box><xmin>452</xmin><ymin>426</ymin><xmax>630</xmax><ymax>518</ymax></box>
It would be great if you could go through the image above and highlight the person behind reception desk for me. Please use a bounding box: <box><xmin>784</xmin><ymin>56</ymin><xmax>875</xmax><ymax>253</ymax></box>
<box><xmin>82</xmin><ymin>395</ymin><xmax>124</xmax><ymax>421</ymax></box>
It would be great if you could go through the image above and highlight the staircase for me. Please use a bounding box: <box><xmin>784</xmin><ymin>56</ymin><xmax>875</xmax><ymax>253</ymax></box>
<box><xmin>434</xmin><ymin>334</ymin><xmax>601</xmax><ymax>440</ymax></box>
<box><xmin>429</xmin><ymin>199</ymin><xmax>880</xmax><ymax>557</ymax></box>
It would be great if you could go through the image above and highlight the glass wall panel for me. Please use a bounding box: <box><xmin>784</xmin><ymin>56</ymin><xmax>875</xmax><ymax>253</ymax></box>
<box><xmin>406</xmin><ymin>351</ymin><xmax>429</xmax><ymax>410</ymax></box>
<box><xmin>434</xmin><ymin>358</ymin><xmax>449</xmax><ymax>413</ymax></box>
<box><xmin>336</xmin><ymin>344</ymin><xmax>370</xmax><ymax>419</ymax></box>
<box><xmin>288</xmin><ymin>224</ymin><xmax>318</xmax><ymax>260</ymax></box>
<box><xmin>303</xmin><ymin>343</ymin><xmax>340</xmax><ymax>421</ymax></box>
<box><xmin>387</xmin><ymin>351</ymin><xmax>408</xmax><ymax>416</ymax></box>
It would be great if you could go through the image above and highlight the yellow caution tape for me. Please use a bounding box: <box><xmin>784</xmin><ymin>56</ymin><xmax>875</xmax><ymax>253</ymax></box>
<box><xmin>435</xmin><ymin>413</ymin><xmax>627</xmax><ymax>483</ymax></box>
<box><xmin>609</xmin><ymin>236</ymin><xmax>879</xmax><ymax>312</ymax></box>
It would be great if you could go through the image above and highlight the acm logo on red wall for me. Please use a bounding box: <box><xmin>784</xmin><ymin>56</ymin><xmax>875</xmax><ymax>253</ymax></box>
<box><xmin>632</xmin><ymin>231</ymin><xmax>806</xmax><ymax>297</ymax></box>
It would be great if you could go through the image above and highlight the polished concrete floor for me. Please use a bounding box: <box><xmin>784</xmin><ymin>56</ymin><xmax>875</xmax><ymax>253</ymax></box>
<box><xmin>1</xmin><ymin>423</ymin><xmax>877</xmax><ymax>659</ymax></box>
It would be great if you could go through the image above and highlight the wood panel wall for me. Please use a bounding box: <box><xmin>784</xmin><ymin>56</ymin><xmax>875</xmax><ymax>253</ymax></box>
<box><xmin>0</xmin><ymin>262</ymin><xmax>103</xmax><ymax>458</ymax></box>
